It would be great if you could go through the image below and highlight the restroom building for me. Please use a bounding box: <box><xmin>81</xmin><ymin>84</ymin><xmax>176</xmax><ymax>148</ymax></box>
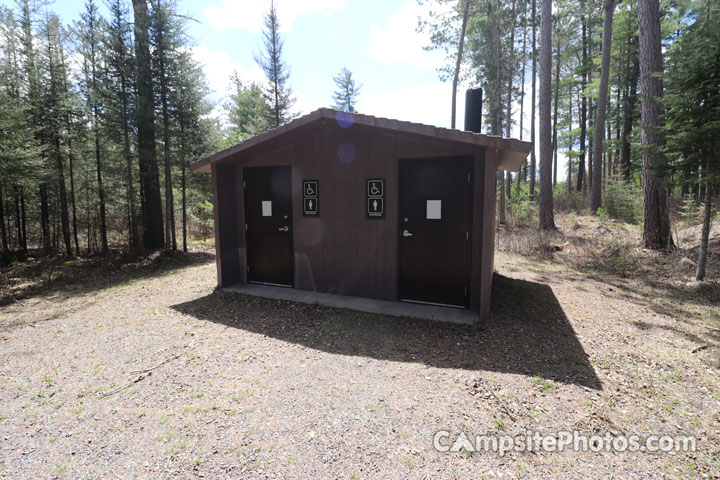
<box><xmin>191</xmin><ymin>92</ymin><xmax>531</xmax><ymax>322</ymax></box>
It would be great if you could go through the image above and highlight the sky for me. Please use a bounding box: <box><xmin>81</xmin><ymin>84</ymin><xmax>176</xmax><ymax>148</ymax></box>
<box><xmin>4</xmin><ymin>0</ymin><xmax>558</xmax><ymax>176</ymax></box>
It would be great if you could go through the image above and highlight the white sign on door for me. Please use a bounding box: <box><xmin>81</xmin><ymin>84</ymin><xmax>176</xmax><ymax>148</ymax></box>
<box><xmin>426</xmin><ymin>200</ymin><xmax>442</xmax><ymax>220</ymax></box>
<box><xmin>261</xmin><ymin>201</ymin><xmax>272</xmax><ymax>217</ymax></box>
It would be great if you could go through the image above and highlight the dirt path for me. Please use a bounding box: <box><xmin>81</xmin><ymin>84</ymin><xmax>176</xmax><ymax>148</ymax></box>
<box><xmin>0</xmin><ymin>246</ymin><xmax>718</xmax><ymax>479</ymax></box>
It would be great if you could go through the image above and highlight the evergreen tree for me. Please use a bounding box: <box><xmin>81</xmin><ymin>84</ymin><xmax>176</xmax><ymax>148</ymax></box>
<box><xmin>255</xmin><ymin>0</ymin><xmax>295</xmax><ymax>127</ymax></box>
<box><xmin>224</xmin><ymin>72</ymin><xmax>270</xmax><ymax>143</ymax></box>
<box><xmin>331</xmin><ymin>67</ymin><xmax>361</xmax><ymax>113</ymax></box>
<box><xmin>104</xmin><ymin>0</ymin><xmax>139</xmax><ymax>249</ymax></box>
<box><xmin>40</xmin><ymin>14</ymin><xmax>72</xmax><ymax>256</ymax></box>
<box><xmin>171</xmin><ymin>50</ymin><xmax>213</xmax><ymax>252</ymax></box>
<box><xmin>638</xmin><ymin>0</ymin><xmax>673</xmax><ymax>249</ymax></box>
<box><xmin>538</xmin><ymin>0</ymin><xmax>556</xmax><ymax>229</ymax></box>
<box><xmin>132</xmin><ymin>0</ymin><xmax>164</xmax><ymax>249</ymax></box>
<box><xmin>151</xmin><ymin>0</ymin><xmax>182</xmax><ymax>250</ymax></box>
<box><xmin>663</xmin><ymin>0</ymin><xmax>720</xmax><ymax>278</ymax></box>
<box><xmin>589</xmin><ymin>0</ymin><xmax>615</xmax><ymax>213</ymax></box>
<box><xmin>76</xmin><ymin>0</ymin><xmax>108</xmax><ymax>254</ymax></box>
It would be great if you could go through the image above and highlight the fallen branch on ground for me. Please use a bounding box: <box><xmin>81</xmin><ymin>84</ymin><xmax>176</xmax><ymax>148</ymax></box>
<box><xmin>101</xmin><ymin>352</ymin><xmax>182</xmax><ymax>397</ymax></box>
<box><xmin>130</xmin><ymin>352</ymin><xmax>182</xmax><ymax>375</ymax></box>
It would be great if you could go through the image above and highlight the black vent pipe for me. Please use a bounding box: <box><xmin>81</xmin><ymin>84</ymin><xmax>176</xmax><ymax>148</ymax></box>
<box><xmin>463</xmin><ymin>87</ymin><xmax>483</xmax><ymax>133</ymax></box>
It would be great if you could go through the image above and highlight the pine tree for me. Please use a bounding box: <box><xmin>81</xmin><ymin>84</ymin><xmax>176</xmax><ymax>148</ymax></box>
<box><xmin>151</xmin><ymin>0</ymin><xmax>181</xmax><ymax>250</ymax></box>
<box><xmin>0</xmin><ymin>7</ymin><xmax>41</xmax><ymax>261</ymax></box>
<box><xmin>663</xmin><ymin>0</ymin><xmax>720</xmax><ymax>278</ymax></box>
<box><xmin>77</xmin><ymin>0</ymin><xmax>108</xmax><ymax>254</ymax></box>
<box><xmin>590</xmin><ymin>0</ymin><xmax>615</xmax><ymax>213</ymax></box>
<box><xmin>132</xmin><ymin>0</ymin><xmax>164</xmax><ymax>249</ymax></box>
<box><xmin>225</xmin><ymin>72</ymin><xmax>270</xmax><ymax>143</ymax></box>
<box><xmin>331</xmin><ymin>67</ymin><xmax>361</xmax><ymax>113</ymax></box>
<box><xmin>40</xmin><ymin>14</ymin><xmax>72</xmax><ymax>256</ymax></box>
<box><xmin>104</xmin><ymin>0</ymin><xmax>139</xmax><ymax>249</ymax></box>
<box><xmin>171</xmin><ymin>51</ymin><xmax>212</xmax><ymax>252</ymax></box>
<box><xmin>538</xmin><ymin>0</ymin><xmax>556</xmax><ymax>230</ymax></box>
<box><xmin>638</xmin><ymin>0</ymin><xmax>673</xmax><ymax>249</ymax></box>
<box><xmin>255</xmin><ymin>0</ymin><xmax>294</xmax><ymax>127</ymax></box>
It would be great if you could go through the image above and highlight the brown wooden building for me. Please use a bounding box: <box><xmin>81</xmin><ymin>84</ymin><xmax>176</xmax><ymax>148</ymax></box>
<box><xmin>191</xmin><ymin>106</ymin><xmax>530</xmax><ymax>322</ymax></box>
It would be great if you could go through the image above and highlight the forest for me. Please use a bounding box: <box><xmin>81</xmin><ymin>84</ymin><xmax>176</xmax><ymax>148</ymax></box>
<box><xmin>421</xmin><ymin>0</ymin><xmax>718</xmax><ymax>280</ymax></box>
<box><xmin>0</xmin><ymin>0</ymin><xmax>718</xmax><ymax>279</ymax></box>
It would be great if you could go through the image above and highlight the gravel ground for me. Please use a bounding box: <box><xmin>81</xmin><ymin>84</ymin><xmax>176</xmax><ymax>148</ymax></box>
<box><xmin>0</xmin><ymin>236</ymin><xmax>718</xmax><ymax>479</ymax></box>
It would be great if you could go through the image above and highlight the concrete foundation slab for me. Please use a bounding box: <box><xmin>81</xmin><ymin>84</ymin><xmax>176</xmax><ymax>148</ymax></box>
<box><xmin>223</xmin><ymin>283</ymin><xmax>478</xmax><ymax>325</ymax></box>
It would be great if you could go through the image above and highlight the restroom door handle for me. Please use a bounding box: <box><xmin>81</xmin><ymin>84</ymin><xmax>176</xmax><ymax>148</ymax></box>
<box><xmin>402</xmin><ymin>230</ymin><xmax>413</xmax><ymax>237</ymax></box>
<box><xmin>278</xmin><ymin>226</ymin><xmax>289</xmax><ymax>232</ymax></box>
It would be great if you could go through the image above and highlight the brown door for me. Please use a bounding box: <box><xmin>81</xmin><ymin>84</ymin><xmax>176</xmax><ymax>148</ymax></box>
<box><xmin>243</xmin><ymin>166</ymin><xmax>294</xmax><ymax>287</ymax></box>
<box><xmin>398</xmin><ymin>157</ymin><xmax>473</xmax><ymax>308</ymax></box>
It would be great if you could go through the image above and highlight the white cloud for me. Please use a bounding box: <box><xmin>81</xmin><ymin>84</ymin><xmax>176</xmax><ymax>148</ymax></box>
<box><xmin>191</xmin><ymin>45</ymin><xmax>266</xmax><ymax>101</ymax></box>
<box><xmin>357</xmin><ymin>82</ymin><xmax>461</xmax><ymax>129</ymax></box>
<box><xmin>293</xmin><ymin>91</ymin><xmax>320</xmax><ymax>118</ymax></box>
<box><xmin>367</xmin><ymin>1</ymin><xmax>446</xmax><ymax>71</ymax></box>
<box><xmin>204</xmin><ymin>0</ymin><xmax>346</xmax><ymax>33</ymax></box>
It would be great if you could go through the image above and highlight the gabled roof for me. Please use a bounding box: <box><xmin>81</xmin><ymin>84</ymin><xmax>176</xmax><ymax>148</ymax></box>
<box><xmin>190</xmin><ymin>108</ymin><xmax>532</xmax><ymax>173</ymax></box>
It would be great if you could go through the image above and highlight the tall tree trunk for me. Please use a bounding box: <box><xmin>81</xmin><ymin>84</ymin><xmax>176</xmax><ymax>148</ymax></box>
<box><xmin>19</xmin><ymin>186</ymin><xmax>27</xmax><ymax>253</ymax></box>
<box><xmin>519</xmin><ymin>0</ymin><xmax>527</xmax><ymax>142</ymax></box>
<box><xmin>530</xmin><ymin>0</ymin><xmax>537</xmax><ymax>199</ymax></box>
<box><xmin>157</xmin><ymin>24</ymin><xmax>176</xmax><ymax>251</ymax></box>
<box><xmin>54</xmin><ymin>138</ymin><xmax>72</xmax><ymax>256</ymax></box>
<box><xmin>13</xmin><ymin>185</ymin><xmax>24</xmax><ymax>252</ymax></box>
<box><xmin>133</xmin><ymin>0</ymin><xmax>164</xmax><ymax>249</ymax></box>
<box><xmin>551</xmin><ymin>16</ymin><xmax>560</xmax><ymax>188</ymax></box>
<box><xmin>587</xmin><ymin>96</ymin><xmax>594</xmax><ymax>195</ymax></box>
<box><xmin>0</xmin><ymin>182</ymin><xmax>8</xmax><ymax>262</ymax></box>
<box><xmin>46</xmin><ymin>21</ymin><xmax>72</xmax><ymax>257</ymax></box>
<box><xmin>84</xmin><ymin>10</ymin><xmax>109</xmax><ymax>255</ymax></box>
<box><xmin>577</xmin><ymin>8</ymin><xmax>588</xmax><ymax>193</ymax></box>
<box><xmin>494</xmin><ymin>0</ymin><xmax>505</xmax><ymax>225</ymax></box>
<box><xmin>567</xmin><ymin>86</ymin><xmax>573</xmax><ymax>192</ymax></box>
<box><xmin>517</xmin><ymin>0</ymin><xmax>528</xmax><ymax>189</ymax></box>
<box><xmin>614</xmin><ymin>75</ymin><xmax>621</xmax><ymax>174</ymax></box>
<box><xmin>638</xmin><ymin>0</ymin><xmax>673</xmax><ymax>249</ymax></box>
<box><xmin>452</xmin><ymin>0</ymin><xmax>471</xmax><ymax>129</ymax></box>
<box><xmin>181</xmin><ymin>155</ymin><xmax>187</xmax><ymax>253</ymax></box>
<box><xmin>504</xmin><ymin>0</ymin><xmax>518</xmax><ymax>202</ymax></box>
<box><xmin>695</xmin><ymin>185</ymin><xmax>713</xmax><ymax>281</ymax></box>
<box><xmin>40</xmin><ymin>184</ymin><xmax>51</xmax><ymax>255</ymax></box>
<box><xmin>621</xmin><ymin>35</ymin><xmax>640</xmax><ymax>180</ymax></box>
<box><xmin>67</xmin><ymin>128</ymin><xmax>80</xmax><ymax>256</ymax></box>
<box><xmin>94</xmin><ymin>118</ymin><xmax>108</xmax><ymax>253</ymax></box>
<box><xmin>538</xmin><ymin>0</ymin><xmax>555</xmax><ymax>230</ymax></box>
<box><xmin>121</xmin><ymin>74</ymin><xmax>139</xmax><ymax>249</ymax></box>
<box><xmin>58</xmin><ymin>42</ymin><xmax>81</xmax><ymax>257</ymax></box>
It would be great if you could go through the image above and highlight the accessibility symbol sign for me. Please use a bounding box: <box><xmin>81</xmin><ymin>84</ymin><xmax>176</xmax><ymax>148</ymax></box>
<box><xmin>303</xmin><ymin>180</ymin><xmax>318</xmax><ymax>217</ymax></box>
<box><xmin>366</xmin><ymin>178</ymin><xmax>384</xmax><ymax>219</ymax></box>
<box><xmin>367</xmin><ymin>179</ymin><xmax>384</xmax><ymax>198</ymax></box>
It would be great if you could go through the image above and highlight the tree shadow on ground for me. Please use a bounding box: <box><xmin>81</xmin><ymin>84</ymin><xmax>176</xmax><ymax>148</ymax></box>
<box><xmin>0</xmin><ymin>248</ymin><xmax>215</xmax><ymax>307</ymax></box>
<box><xmin>172</xmin><ymin>273</ymin><xmax>602</xmax><ymax>390</ymax></box>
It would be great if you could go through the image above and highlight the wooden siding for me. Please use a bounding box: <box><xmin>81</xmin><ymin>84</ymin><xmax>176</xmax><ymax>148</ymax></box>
<box><xmin>213</xmin><ymin>163</ymin><xmax>242</xmax><ymax>285</ymax></box>
<box><xmin>214</xmin><ymin>122</ymin><xmax>494</xmax><ymax>315</ymax></box>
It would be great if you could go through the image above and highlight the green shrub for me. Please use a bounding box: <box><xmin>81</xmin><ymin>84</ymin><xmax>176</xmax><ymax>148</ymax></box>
<box><xmin>602</xmin><ymin>176</ymin><xmax>642</xmax><ymax>224</ymax></box>
<box><xmin>507</xmin><ymin>181</ymin><xmax>537</xmax><ymax>227</ymax></box>
<box><xmin>679</xmin><ymin>195</ymin><xmax>699</xmax><ymax>227</ymax></box>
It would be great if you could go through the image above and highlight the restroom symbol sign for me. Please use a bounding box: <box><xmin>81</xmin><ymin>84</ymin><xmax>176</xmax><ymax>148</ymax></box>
<box><xmin>367</xmin><ymin>198</ymin><xmax>384</xmax><ymax>217</ymax></box>
<box><xmin>302</xmin><ymin>180</ymin><xmax>319</xmax><ymax>217</ymax></box>
<box><xmin>304</xmin><ymin>198</ymin><xmax>318</xmax><ymax>215</ymax></box>
<box><xmin>366</xmin><ymin>178</ymin><xmax>384</xmax><ymax>219</ymax></box>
